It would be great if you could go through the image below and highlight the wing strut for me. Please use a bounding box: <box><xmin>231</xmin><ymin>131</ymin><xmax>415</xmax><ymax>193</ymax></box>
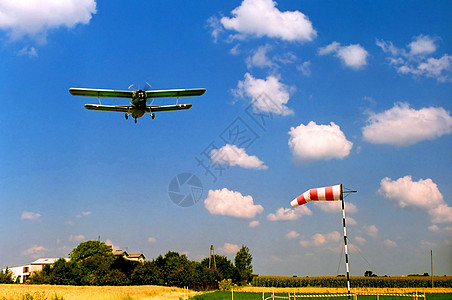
<box><xmin>98</xmin><ymin>95</ymin><xmax>102</xmax><ymax>105</ymax></box>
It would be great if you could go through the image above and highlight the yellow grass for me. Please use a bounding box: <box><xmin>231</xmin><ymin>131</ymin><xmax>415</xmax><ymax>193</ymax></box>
<box><xmin>1</xmin><ymin>284</ymin><xmax>450</xmax><ymax>300</ymax></box>
<box><xmin>0</xmin><ymin>284</ymin><xmax>200</xmax><ymax>300</ymax></box>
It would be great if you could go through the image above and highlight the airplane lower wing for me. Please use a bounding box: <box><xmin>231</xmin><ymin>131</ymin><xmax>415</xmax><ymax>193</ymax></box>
<box><xmin>84</xmin><ymin>104</ymin><xmax>192</xmax><ymax>113</ymax></box>
<box><xmin>149</xmin><ymin>104</ymin><xmax>192</xmax><ymax>112</ymax></box>
<box><xmin>84</xmin><ymin>104</ymin><xmax>130</xmax><ymax>112</ymax></box>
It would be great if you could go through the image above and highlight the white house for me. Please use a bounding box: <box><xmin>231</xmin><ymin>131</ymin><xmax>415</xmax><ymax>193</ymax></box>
<box><xmin>2</xmin><ymin>258</ymin><xmax>66</xmax><ymax>283</ymax></box>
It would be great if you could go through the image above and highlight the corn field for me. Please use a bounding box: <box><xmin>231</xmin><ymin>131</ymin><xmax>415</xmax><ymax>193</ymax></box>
<box><xmin>251</xmin><ymin>276</ymin><xmax>452</xmax><ymax>288</ymax></box>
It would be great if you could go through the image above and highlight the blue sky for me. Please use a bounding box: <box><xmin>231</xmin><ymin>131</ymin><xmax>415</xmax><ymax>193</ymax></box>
<box><xmin>1</xmin><ymin>0</ymin><xmax>451</xmax><ymax>277</ymax></box>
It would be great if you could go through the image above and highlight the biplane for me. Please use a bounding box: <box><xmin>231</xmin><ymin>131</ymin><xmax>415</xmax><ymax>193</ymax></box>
<box><xmin>69</xmin><ymin>86</ymin><xmax>206</xmax><ymax>123</ymax></box>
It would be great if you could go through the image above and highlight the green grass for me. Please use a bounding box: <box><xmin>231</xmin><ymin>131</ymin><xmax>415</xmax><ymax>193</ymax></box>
<box><xmin>190</xmin><ymin>292</ymin><xmax>452</xmax><ymax>300</ymax></box>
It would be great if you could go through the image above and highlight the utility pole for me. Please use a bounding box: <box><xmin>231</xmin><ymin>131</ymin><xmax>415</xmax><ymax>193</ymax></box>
<box><xmin>431</xmin><ymin>250</ymin><xmax>434</xmax><ymax>288</ymax></box>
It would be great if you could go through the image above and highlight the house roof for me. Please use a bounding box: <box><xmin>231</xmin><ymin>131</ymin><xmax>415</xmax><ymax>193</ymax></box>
<box><xmin>128</xmin><ymin>253</ymin><xmax>145</xmax><ymax>259</ymax></box>
<box><xmin>31</xmin><ymin>258</ymin><xmax>67</xmax><ymax>265</ymax></box>
<box><xmin>112</xmin><ymin>250</ymin><xmax>128</xmax><ymax>256</ymax></box>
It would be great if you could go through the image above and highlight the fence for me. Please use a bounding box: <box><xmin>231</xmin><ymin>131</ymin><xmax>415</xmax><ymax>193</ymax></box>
<box><xmin>263</xmin><ymin>292</ymin><xmax>426</xmax><ymax>300</ymax></box>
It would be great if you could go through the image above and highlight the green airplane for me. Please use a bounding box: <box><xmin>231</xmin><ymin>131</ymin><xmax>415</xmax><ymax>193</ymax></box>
<box><xmin>69</xmin><ymin>86</ymin><xmax>206</xmax><ymax>123</ymax></box>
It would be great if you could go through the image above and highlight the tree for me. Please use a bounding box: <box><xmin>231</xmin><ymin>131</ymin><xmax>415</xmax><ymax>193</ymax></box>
<box><xmin>131</xmin><ymin>261</ymin><xmax>163</xmax><ymax>285</ymax></box>
<box><xmin>156</xmin><ymin>251</ymin><xmax>196</xmax><ymax>287</ymax></box>
<box><xmin>49</xmin><ymin>258</ymin><xmax>81</xmax><ymax>285</ymax></box>
<box><xmin>234</xmin><ymin>245</ymin><xmax>253</xmax><ymax>284</ymax></box>
<box><xmin>201</xmin><ymin>255</ymin><xmax>240</xmax><ymax>283</ymax></box>
<box><xmin>111</xmin><ymin>255</ymin><xmax>138</xmax><ymax>278</ymax></box>
<box><xmin>0</xmin><ymin>268</ymin><xmax>13</xmax><ymax>284</ymax></box>
<box><xmin>69</xmin><ymin>240</ymin><xmax>115</xmax><ymax>285</ymax></box>
<box><xmin>364</xmin><ymin>270</ymin><xmax>377</xmax><ymax>277</ymax></box>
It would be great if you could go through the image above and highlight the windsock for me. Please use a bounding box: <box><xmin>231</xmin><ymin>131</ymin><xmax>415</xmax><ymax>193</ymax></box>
<box><xmin>290</xmin><ymin>184</ymin><xmax>342</xmax><ymax>208</ymax></box>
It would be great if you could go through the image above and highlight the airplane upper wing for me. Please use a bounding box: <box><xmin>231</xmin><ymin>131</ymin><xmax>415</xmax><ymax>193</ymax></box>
<box><xmin>70</xmin><ymin>88</ymin><xmax>134</xmax><ymax>99</ymax></box>
<box><xmin>145</xmin><ymin>88</ymin><xmax>205</xmax><ymax>98</ymax></box>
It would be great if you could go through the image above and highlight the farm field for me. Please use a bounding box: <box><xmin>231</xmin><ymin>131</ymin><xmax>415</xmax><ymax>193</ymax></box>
<box><xmin>192</xmin><ymin>291</ymin><xmax>452</xmax><ymax>300</ymax></box>
<box><xmin>191</xmin><ymin>287</ymin><xmax>452</xmax><ymax>300</ymax></box>
<box><xmin>0</xmin><ymin>284</ymin><xmax>199</xmax><ymax>300</ymax></box>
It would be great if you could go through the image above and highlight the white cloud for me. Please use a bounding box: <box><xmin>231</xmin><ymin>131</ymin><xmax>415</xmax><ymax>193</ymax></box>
<box><xmin>234</xmin><ymin>72</ymin><xmax>294</xmax><ymax>116</ymax></box>
<box><xmin>17</xmin><ymin>46</ymin><xmax>37</xmax><ymax>58</ymax></box>
<box><xmin>428</xmin><ymin>225</ymin><xmax>440</xmax><ymax>232</ymax></box>
<box><xmin>379</xmin><ymin>175</ymin><xmax>452</xmax><ymax>223</ymax></box>
<box><xmin>318</xmin><ymin>41</ymin><xmax>340</xmax><ymax>55</ymax></box>
<box><xmin>409</xmin><ymin>35</ymin><xmax>437</xmax><ymax>56</ymax></box>
<box><xmin>204</xmin><ymin>188</ymin><xmax>264</xmax><ymax>219</ymax></box>
<box><xmin>300</xmin><ymin>231</ymin><xmax>341</xmax><ymax>247</ymax></box>
<box><xmin>384</xmin><ymin>239</ymin><xmax>398</xmax><ymax>248</ymax></box>
<box><xmin>267</xmin><ymin>206</ymin><xmax>312</xmax><ymax>221</ymax></box>
<box><xmin>21</xmin><ymin>211</ymin><xmax>41</xmax><ymax>221</ymax></box>
<box><xmin>288</xmin><ymin>121</ymin><xmax>353</xmax><ymax>163</ymax></box>
<box><xmin>314</xmin><ymin>201</ymin><xmax>358</xmax><ymax>214</ymax></box>
<box><xmin>417</xmin><ymin>55</ymin><xmax>452</xmax><ymax>80</ymax></box>
<box><xmin>206</xmin><ymin>16</ymin><xmax>224</xmax><ymax>43</ymax></box>
<box><xmin>428</xmin><ymin>204</ymin><xmax>452</xmax><ymax>224</ymax></box>
<box><xmin>220</xmin><ymin>0</ymin><xmax>316</xmax><ymax>42</ymax></box>
<box><xmin>0</xmin><ymin>0</ymin><xmax>97</xmax><ymax>42</ymax></box>
<box><xmin>249</xmin><ymin>220</ymin><xmax>260</xmax><ymax>228</ymax></box>
<box><xmin>297</xmin><ymin>61</ymin><xmax>311</xmax><ymax>77</ymax></box>
<box><xmin>246</xmin><ymin>44</ymin><xmax>274</xmax><ymax>69</ymax></box>
<box><xmin>230</xmin><ymin>44</ymin><xmax>241</xmax><ymax>55</ymax></box>
<box><xmin>218</xmin><ymin>242</ymin><xmax>240</xmax><ymax>254</ymax></box>
<box><xmin>211</xmin><ymin>144</ymin><xmax>267</xmax><ymax>170</ymax></box>
<box><xmin>147</xmin><ymin>237</ymin><xmax>157</xmax><ymax>243</ymax></box>
<box><xmin>377</xmin><ymin>35</ymin><xmax>451</xmax><ymax>82</ymax></box>
<box><xmin>69</xmin><ymin>234</ymin><xmax>85</xmax><ymax>242</ymax></box>
<box><xmin>76</xmin><ymin>211</ymin><xmax>92</xmax><ymax>218</ymax></box>
<box><xmin>362</xmin><ymin>103</ymin><xmax>452</xmax><ymax>146</ymax></box>
<box><xmin>346</xmin><ymin>216</ymin><xmax>357</xmax><ymax>226</ymax></box>
<box><xmin>363</xmin><ymin>225</ymin><xmax>379</xmax><ymax>238</ymax></box>
<box><xmin>354</xmin><ymin>236</ymin><xmax>366</xmax><ymax>246</ymax></box>
<box><xmin>285</xmin><ymin>230</ymin><xmax>300</xmax><ymax>239</ymax></box>
<box><xmin>22</xmin><ymin>245</ymin><xmax>47</xmax><ymax>258</ymax></box>
<box><xmin>319</xmin><ymin>42</ymin><xmax>368</xmax><ymax>70</ymax></box>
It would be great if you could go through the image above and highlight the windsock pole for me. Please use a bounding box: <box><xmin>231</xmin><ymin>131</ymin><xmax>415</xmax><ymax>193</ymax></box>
<box><xmin>342</xmin><ymin>187</ymin><xmax>356</xmax><ymax>300</ymax></box>
<box><xmin>341</xmin><ymin>193</ymin><xmax>351</xmax><ymax>300</ymax></box>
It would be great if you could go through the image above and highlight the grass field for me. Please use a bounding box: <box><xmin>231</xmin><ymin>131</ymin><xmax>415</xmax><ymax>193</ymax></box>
<box><xmin>0</xmin><ymin>284</ymin><xmax>199</xmax><ymax>300</ymax></box>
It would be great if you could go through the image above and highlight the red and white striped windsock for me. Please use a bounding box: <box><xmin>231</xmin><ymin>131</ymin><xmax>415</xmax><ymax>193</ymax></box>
<box><xmin>290</xmin><ymin>184</ymin><xmax>342</xmax><ymax>208</ymax></box>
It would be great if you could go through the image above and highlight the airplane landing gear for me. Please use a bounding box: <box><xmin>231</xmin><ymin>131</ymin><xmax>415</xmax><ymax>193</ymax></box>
<box><xmin>151</xmin><ymin>113</ymin><xmax>155</xmax><ymax>119</ymax></box>
<box><xmin>134</xmin><ymin>118</ymin><xmax>137</xmax><ymax>124</ymax></box>
<box><xmin>125</xmin><ymin>114</ymin><xmax>129</xmax><ymax>120</ymax></box>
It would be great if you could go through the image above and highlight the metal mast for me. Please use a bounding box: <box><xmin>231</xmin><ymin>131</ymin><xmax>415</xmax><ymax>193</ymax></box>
<box><xmin>209</xmin><ymin>244</ymin><xmax>216</xmax><ymax>269</ymax></box>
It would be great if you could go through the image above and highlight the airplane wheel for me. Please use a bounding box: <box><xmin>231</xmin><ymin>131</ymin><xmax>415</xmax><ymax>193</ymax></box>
<box><xmin>151</xmin><ymin>113</ymin><xmax>155</xmax><ymax>119</ymax></box>
<box><xmin>134</xmin><ymin>119</ymin><xmax>137</xmax><ymax>124</ymax></box>
<box><xmin>125</xmin><ymin>114</ymin><xmax>128</xmax><ymax>120</ymax></box>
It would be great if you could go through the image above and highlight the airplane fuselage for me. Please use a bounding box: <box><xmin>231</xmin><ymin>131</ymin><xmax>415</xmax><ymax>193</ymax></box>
<box><xmin>130</xmin><ymin>90</ymin><xmax>147</xmax><ymax>119</ymax></box>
